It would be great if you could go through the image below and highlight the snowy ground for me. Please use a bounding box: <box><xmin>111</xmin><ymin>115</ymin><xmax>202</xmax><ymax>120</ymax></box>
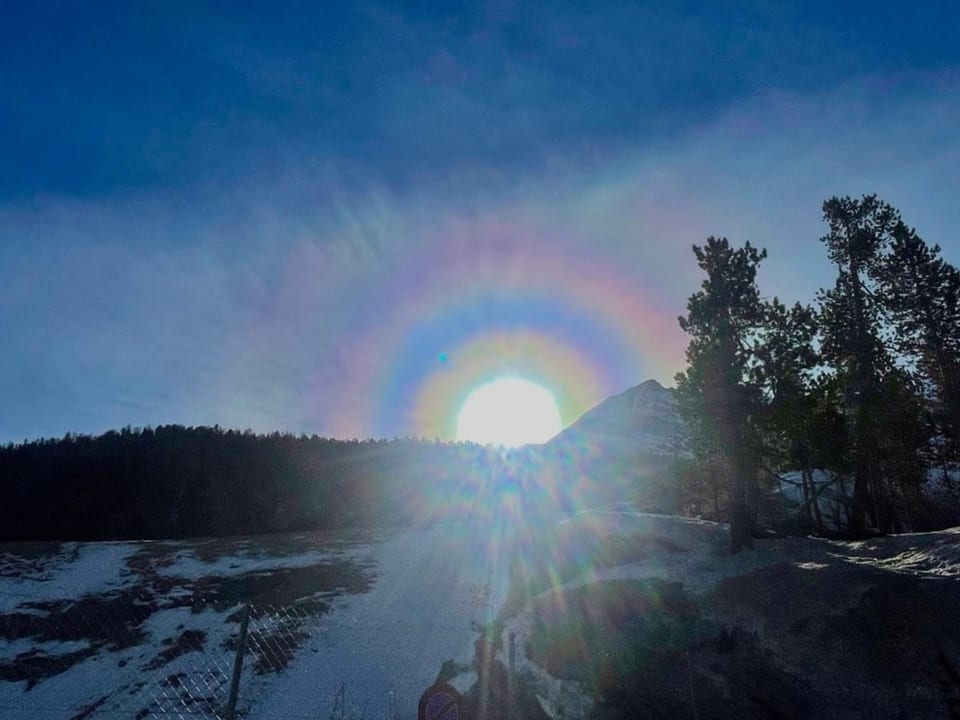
<box><xmin>0</xmin><ymin>523</ymin><xmax>517</xmax><ymax>720</ymax></box>
<box><xmin>3</xmin><ymin>511</ymin><xmax>960</xmax><ymax>719</ymax></box>
<box><xmin>246</xmin><ymin>521</ymin><xmax>518</xmax><ymax>719</ymax></box>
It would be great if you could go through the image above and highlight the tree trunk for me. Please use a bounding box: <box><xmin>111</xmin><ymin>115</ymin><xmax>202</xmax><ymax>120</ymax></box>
<box><xmin>849</xmin><ymin>463</ymin><xmax>869</xmax><ymax>537</ymax></box>
<box><xmin>874</xmin><ymin>480</ymin><xmax>891</xmax><ymax>534</ymax></box>
<box><xmin>847</xmin><ymin>251</ymin><xmax>875</xmax><ymax>538</ymax></box>
<box><xmin>808</xmin><ymin>468</ymin><xmax>824</xmax><ymax>533</ymax></box>
<box><xmin>729</xmin><ymin>457</ymin><xmax>754</xmax><ymax>554</ymax></box>
<box><xmin>712</xmin><ymin>462</ymin><xmax>723</xmax><ymax>515</ymax></box>
<box><xmin>730</xmin><ymin>504</ymin><xmax>753</xmax><ymax>553</ymax></box>
<box><xmin>801</xmin><ymin>468</ymin><xmax>813</xmax><ymax>528</ymax></box>
<box><xmin>746</xmin><ymin>470</ymin><xmax>760</xmax><ymax>531</ymax></box>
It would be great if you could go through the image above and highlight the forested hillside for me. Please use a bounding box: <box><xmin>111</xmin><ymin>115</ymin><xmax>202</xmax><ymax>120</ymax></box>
<box><xmin>0</xmin><ymin>428</ymin><xmax>551</xmax><ymax>540</ymax></box>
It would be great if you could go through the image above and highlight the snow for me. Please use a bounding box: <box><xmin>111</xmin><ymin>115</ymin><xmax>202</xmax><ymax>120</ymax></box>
<box><xmin>827</xmin><ymin>526</ymin><xmax>960</xmax><ymax>577</ymax></box>
<box><xmin>246</xmin><ymin>521</ymin><xmax>516</xmax><ymax>719</ymax></box>
<box><xmin>0</xmin><ymin>535</ymin><xmax>353</xmax><ymax>719</ymax></box>
<box><xmin>0</xmin><ymin>543</ymin><xmax>140</xmax><ymax>612</ymax></box>
<box><xmin>153</xmin><ymin>547</ymin><xmax>346</xmax><ymax>581</ymax></box>
<box><xmin>0</xmin><ymin>638</ymin><xmax>92</xmax><ymax>662</ymax></box>
<box><xmin>4</xmin><ymin>509</ymin><xmax>960</xmax><ymax>720</ymax></box>
<box><xmin>0</xmin><ymin>523</ymin><xmax>515</xmax><ymax>719</ymax></box>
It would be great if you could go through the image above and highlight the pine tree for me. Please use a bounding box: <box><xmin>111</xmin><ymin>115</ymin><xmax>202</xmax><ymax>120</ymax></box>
<box><xmin>817</xmin><ymin>195</ymin><xmax>911</xmax><ymax>535</ymax></box>
<box><xmin>752</xmin><ymin>299</ymin><xmax>824</xmax><ymax>530</ymax></box>
<box><xmin>675</xmin><ymin>237</ymin><xmax>768</xmax><ymax>553</ymax></box>
<box><xmin>872</xmin><ymin>366</ymin><xmax>931</xmax><ymax>531</ymax></box>
<box><xmin>881</xmin><ymin>225</ymin><xmax>960</xmax><ymax>461</ymax></box>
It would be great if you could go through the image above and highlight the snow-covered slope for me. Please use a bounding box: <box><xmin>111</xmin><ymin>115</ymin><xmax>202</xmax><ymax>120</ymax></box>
<box><xmin>0</xmin><ymin>525</ymin><xmax>514</xmax><ymax>719</ymax></box>
<box><xmin>5</xmin><ymin>512</ymin><xmax>960</xmax><ymax>719</ymax></box>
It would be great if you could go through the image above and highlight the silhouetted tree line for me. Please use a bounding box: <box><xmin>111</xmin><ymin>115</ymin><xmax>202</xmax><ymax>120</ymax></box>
<box><xmin>675</xmin><ymin>195</ymin><xmax>960</xmax><ymax>552</ymax></box>
<box><xmin>6</xmin><ymin>195</ymin><xmax>956</xmax><ymax>548</ymax></box>
<box><xmin>0</xmin><ymin>427</ymin><xmax>552</xmax><ymax>541</ymax></box>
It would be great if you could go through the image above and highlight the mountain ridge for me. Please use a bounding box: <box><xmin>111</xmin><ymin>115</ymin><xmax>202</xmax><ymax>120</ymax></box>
<box><xmin>549</xmin><ymin>378</ymin><xmax>687</xmax><ymax>458</ymax></box>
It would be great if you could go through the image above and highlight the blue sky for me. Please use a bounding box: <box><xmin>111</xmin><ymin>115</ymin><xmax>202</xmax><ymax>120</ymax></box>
<box><xmin>2</xmin><ymin>1</ymin><xmax>959</xmax><ymax>442</ymax></box>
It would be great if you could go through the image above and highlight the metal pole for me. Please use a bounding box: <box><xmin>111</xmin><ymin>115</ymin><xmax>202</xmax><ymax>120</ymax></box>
<box><xmin>224</xmin><ymin>604</ymin><xmax>251</xmax><ymax>720</ymax></box>
<box><xmin>508</xmin><ymin>632</ymin><xmax>516</xmax><ymax>718</ymax></box>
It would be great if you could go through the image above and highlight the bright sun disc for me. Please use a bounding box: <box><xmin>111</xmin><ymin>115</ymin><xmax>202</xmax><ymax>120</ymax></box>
<box><xmin>456</xmin><ymin>377</ymin><xmax>562</xmax><ymax>446</ymax></box>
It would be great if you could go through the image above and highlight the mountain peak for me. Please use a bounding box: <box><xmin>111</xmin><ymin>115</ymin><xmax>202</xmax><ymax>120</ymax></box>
<box><xmin>549</xmin><ymin>379</ymin><xmax>685</xmax><ymax>455</ymax></box>
<box><xmin>636</xmin><ymin>378</ymin><xmax>666</xmax><ymax>390</ymax></box>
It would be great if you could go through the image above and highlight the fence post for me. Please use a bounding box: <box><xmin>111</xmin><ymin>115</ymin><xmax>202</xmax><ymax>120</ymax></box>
<box><xmin>224</xmin><ymin>604</ymin><xmax>251</xmax><ymax>720</ymax></box>
<box><xmin>508</xmin><ymin>631</ymin><xmax>516</xmax><ymax>718</ymax></box>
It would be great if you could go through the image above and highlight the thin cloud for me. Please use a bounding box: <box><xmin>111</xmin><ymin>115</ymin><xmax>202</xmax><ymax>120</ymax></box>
<box><xmin>1</xmin><ymin>74</ymin><xmax>958</xmax><ymax>442</ymax></box>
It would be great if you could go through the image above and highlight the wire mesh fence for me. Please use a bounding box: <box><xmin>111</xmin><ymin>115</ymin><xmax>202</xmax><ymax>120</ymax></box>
<box><xmin>0</xmin><ymin>589</ymin><xmax>236</xmax><ymax>719</ymax></box>
<box><xmin>0</xmin><ymin>593</ymin><xmax>485</xmax><ymax>720</ymax></box>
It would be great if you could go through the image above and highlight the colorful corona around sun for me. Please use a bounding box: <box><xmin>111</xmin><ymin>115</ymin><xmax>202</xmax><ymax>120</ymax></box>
<box><xmin>264</xmin><ymin>213</ymin><xmax>685</xmax><ymax>442</ymax></box>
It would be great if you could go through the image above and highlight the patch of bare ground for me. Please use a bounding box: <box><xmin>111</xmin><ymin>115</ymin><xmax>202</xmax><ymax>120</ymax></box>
<box><xmin>230</xmin><ymin>613</ymin><xmax>314</xmax><ymax>675</ymax></box>
<box><xmin>144</xmin><ymin>629</ymin><xmax>207</xmax><ymax>671</ymax></box>
<box><xmin>0</xmin><ymin>542</ymin><xmax>74</xmax><ymax>583</ymax></box>
<box><xmin>0</xmin><ymin>590</ymin><xmax>152</xmax><ymax>648</ymax></box>
<box><xmin>0</xmin><ymin>646</ymin><xmax>100</xmax><ymax>689</ymax></box>
<box><xmin>188</xmin><ymin>560</ymin><xmax>374</xmax><ymax>611</ymax></box>
<box><xmin>68</xmin><ymin>693</ymin><xmax>109</xmax><ymax>720</ymax></box>
<box><xmin>184</xmin><ymin>528</ymin><xmax>378</xmax><ymax>564</ymax></box>
<box><xmin>0</xmin><ymin>542</ymin><xmax>68</xmax><ymax>568</ymax></box>
<box><xmin>0</xmin><ymin>532</ymin><xmax>377</xmax><ymax>689</ymax></box>
<box><xmin>520</xmin><ymin>576</ymin><xmax>816</xmax><ymax>719</ymax></box>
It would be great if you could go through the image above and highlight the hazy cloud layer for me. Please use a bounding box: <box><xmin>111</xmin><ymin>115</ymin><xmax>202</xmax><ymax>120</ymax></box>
<box><xmin>1</xmin><ymin>3</ymin><xmax>958</xmax><ymax>441</ymax></box>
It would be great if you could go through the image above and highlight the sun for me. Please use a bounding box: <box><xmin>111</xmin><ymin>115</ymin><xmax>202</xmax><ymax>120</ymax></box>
<box><xmin>456</xmin><ymin>377</ymin><xmax>563</xmax><ymax>446</ymax></box>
